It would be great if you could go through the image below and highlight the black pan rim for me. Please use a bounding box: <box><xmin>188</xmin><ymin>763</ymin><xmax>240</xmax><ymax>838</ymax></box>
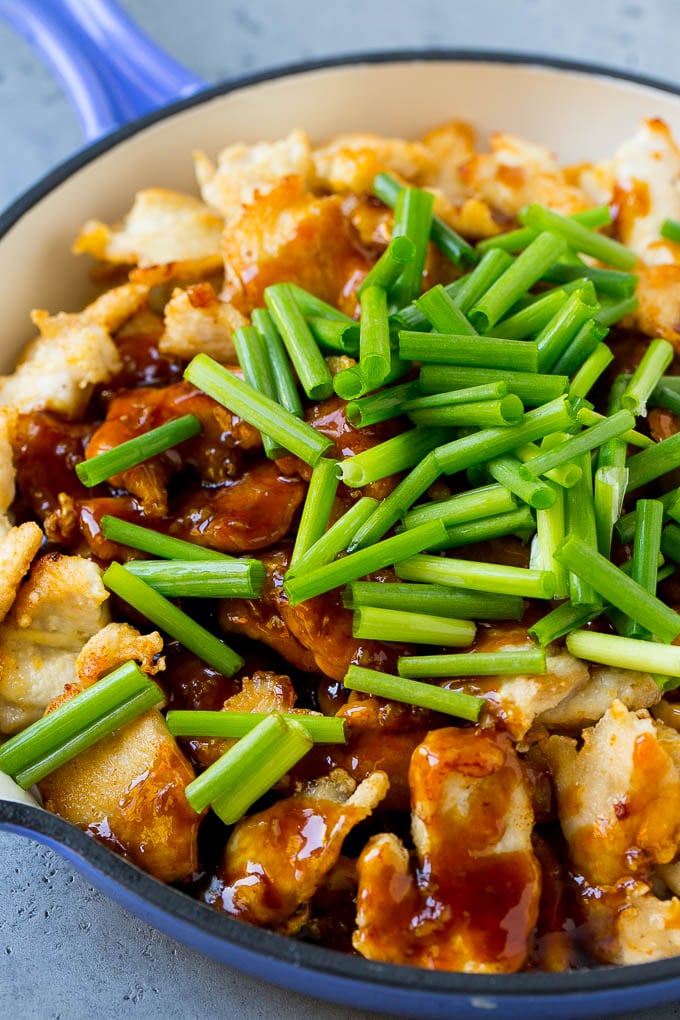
<box><xmin>3</xmin><ymin>46</ymin><xmax>680</xmax><ymax>1002</ymax></box>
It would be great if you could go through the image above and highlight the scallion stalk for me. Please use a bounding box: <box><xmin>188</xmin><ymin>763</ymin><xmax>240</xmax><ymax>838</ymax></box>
<box><xmin>122</xmin><ymin>559</ymin><xmax>265</xmax><ymax>598</ymax></box>
<box><xmin>477</xmin><ymin>205</ymin><xmax>613</xmax><ymax>254</ymax></box>
<box><xmin>100</xmin><ymin>516</ymin><xmax>233</xmax><ymax>561</ymax></box>
<box><xmin>344</xmin><ymin>581</ymin><xmax>524</xmax><ymax>620</ymax></box>
<box><xmin>566</xmin><ymin>629</ymin><xmax>680</xmax><ymax>676</ymax></box>
<box><xmin>622</xmin><ymin>339</ymin><xmax>675</xmax><ymax>416</ymax></box>
<box><xmin>519</xmin><ymin>204</ymin><xmax>637</xmax><ymax>270</ymax></box>
<box><xmin>289</xmin><ymin>458</ymin><xmax>339</xmax><ymax>571</ymax></box>
<box><xmin>343</xmin><ymin>665</ymin><xmax>483</xmax><ymax>722</ymax></box>
<box><xmin>626</xmin><ymin>499</ymin><xmax>665</xmax><ymax>639</ymax></box>
<box><xmin>287</xmin><ymin>497</ymin><xmax>378</xmax><ymax>575</ymax></box>
<box><xmin>569</xmin><ymin>344</ymin><xmax>615</xmax><ymax>399</ymax></box>
<box><xmin>233</xmin><ymin>325</ymin><xmax>283</xmax><ymax>459</ymax></box>
<box><xmin>357</xmin><ymin>235</ymin><xmax>416</xmax><ymax>297</ymax></box>
<box><xmin>352</xmin><ymin>606</ymin><xmax>476</xmax><ymax>646</ymax></box>
<box><xmin>414</xmin><ymin>285</ymin><xmax>477</xmax><ymax>335</ymax></box>
<box><xmin>346</xmin><ymin>381</ymin><xmax>420</xmax><ymax>428</ymax></box>
<box><xmin>264</xmin><ymin>283</ymin><xmax>332</xmax><ymax>399</ymax></box>
<box><xmin>419</xmin><ymin>365</ymin><xmax>568</xmax><ymax>406</ymax></box>
<box><xmin>397</xmin><ymin>647</ymin><xmax>546</xmax><ymax>678</ymax></box>
<box><xmin>76</xmin><ymin>414</ymin><xmax>201</xmax><ymax>488</ymax></box>
<box><xmin>528</xmin><ymin>602</ymin><xmax>603</xmax><ymax>646</ymax></box>
<box><xmin>338</xmin><ymin>427</ymin><xmax>449</xmax><ymax>488</ymax></box>
<box><xmin>395</xmin><ymin>553</ymin><xmax>556</xmax><ymax>598</ymax></box>
<box><xmin>399</xmin><ymin>331</ymin><xmax>539</xmax><ymax>372</ymax></box>
<box><xmin>251</xmin><ymin>308</ymin><xmax>304</xmax><ymax>417</ymax></box>
<box><xmin>166</xmin><ymin>710</ymin><xmax>345</xmax><ymax>744</ymax></box>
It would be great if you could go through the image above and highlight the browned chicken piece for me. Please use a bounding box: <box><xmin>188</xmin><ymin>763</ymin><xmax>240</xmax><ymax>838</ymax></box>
<box><xmin>205</xmin><ymin>769</ymin><xmax>388</xmax><ymax>931</ymax></box>
<box><xmin>221</xmin><ymin>176</ymin><xmax>370</xmax><ymax>315</ymax></box>
<box><xmin>158</xmin><ymin>283</ymin><xmax>247</xmax><ymax>363</ymax></box>
<box><xmin>173</xmin><ymin>461</ymin><xmax>305</xmax><ymax>553</ymax></box>
<box><xmin>0</xmin><ymin>522</ymin><xmax>43</xmax><ymax>623</ymax></box>
<box><xmin>76</xmin><ymin>622</ymin><xmax>164</xmax><ymax>687</ymax></box>
<box><xmin>39</xmin><ymin>699</ymin><xmax>199</xmax><ymax>884</ymax></box>
<box><xmin>311</xmin><ymin>133</ymin><xmax>435</xmax><ymax>195</ymax></box>
<box><xmin>635</xmin><ymin>263</ymin><xmax>680</xmax><ymax>347</ymax></box>
<box><xmin>353</xmin><ymin>727</ymin><xmax>541</xmax><ymax>971</ymax></box>
<box><xmin>537</xmin><ymin>666</ymin><xmax>661</xmax><ymax>730</ymax></box>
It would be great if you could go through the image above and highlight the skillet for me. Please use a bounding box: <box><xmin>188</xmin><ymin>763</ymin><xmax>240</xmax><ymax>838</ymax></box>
<box><xmin>2</xmin><ymin>2</ymin><xmax>680</xmax><ymax>1014</ymax></box>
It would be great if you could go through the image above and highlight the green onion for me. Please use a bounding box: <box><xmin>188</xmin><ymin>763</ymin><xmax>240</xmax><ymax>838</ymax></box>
<box><xmin>563</xmin><ymin>451</ymin><xmax>600</xmax><ymax>607</ymax></box>
<box><xmin>166</xmin><ymin>710</ymin><xmax>345</xmax><ymax>744</ymax></box>
<box><xmin>399</xmin><ymin>331</ymin><xmax>539</xmax><ymax>373</ymax></box>
<box><xmin>661</xmin><ymin>523</ymin><xmax>680</xmax><ymax>566</ymax></box>
<box><xmin>520</xmin><ymin>410</ymin><xmax>635</xmax><ymax>479</ymax></box>
<box><xmin>184</xmin><ymin>354</ymin><xmax>332</xmax><ymax>467</ymax></box>
<box><xmin>650</xmin><ymin>382</ymin><xmax>680</xmax><ymax>416</ymax></box>
<box><xmin>76</xmin><ymin>414</ymin><xmax>201</xmax><ymax>488</ymax></box>
<box><xmin>402</xmin><ymin>482</ymin><xmax>516</xmax><ymax>530</ymax></box>
<box><xmin>357</xmin><ymin>235</ymin><xmax>416</xmax><ymax>297</ymax></box>
<box><xmin>661</xmin><ymin>219</ymin><xmax>680</xmax><ymax>244</ymax></box>
<box><xmin>352</xmin><ymin>606</ymin><xmax>476</xmax><ymax>646</ymax></box>
<box><xmin>372</xmin><ymin>172</ymin><xmax>477</xmax><ymax>268</ymax></box>
<box><xmin>338</xmin><ymin>427</ymin><xmax>449</xmax><ymax>488</ymax></box>
<box><xmin>347</xmin><ymin>452</ymin><xmax>441</xmax><ymax>550</ymax></box>
<box><xmin>541</xmin><ymin>263</ymin><xmax>637</xmax><ymax>297</ymax></box>
<box><xmin>283</xmin><ymin>519</ymin><xmax>446</xmax><ymax>605</ymax></box>
<box><xmin>626</xmin><ymin>432</ymin><xmax>680</xmax><ymax>492</ymax></box>
<box><xmin>492</xmin><ymin>287</ymin><xmax>569</xmax><ymax>341</ymax></box>
<box><xmin>595</xmin><ymin>294</ymin><xmax>639</xmax><ymax>327</ymax></box>
<box><xmin>285</xmin><ymin>285</ymin><xmax>354</xmax><ymax>323</ymax></box>
<box><xmin>100</xmin><ymin>516</ymin><xmax>233</xmax><ymax>561</ymax></box>
<box><xmin>616</xmin><ymin>489</ymin><xmax>680</xmax><ymax>544</ymax></box>
<box><xmin>627</xmin><ymin>499</ymin><xmax>664</xmax><ymax>639</ymax></box>
<box><xmin>358</xmin><ymin>285</ymin><xmax>391</xmax><ymax>389</ymax></box>
<box><xmin>534</xmin><ymin>294</ymin><xmax>599</xmax><ymax>373</ymax></box>
<box><xmin>553</xmin><ymin>534</ymin><xmax>680</xmax><ymax>642</ymax></box>
<box><xmin>306</xmin><ymin>317</ymin><xmax>360</xmax><ymax>356</ymax></box>
<box><xmin>251</xmin><ymin>308</ymin><xmax>304</xmax><ymax>417</ymax></box>
<box><xmin>469</xmin><ymin>232</ymin><xmax>567</xmax><ymax>332</ymax></box>
<box><xmin>233</xmin><ymin>325</ymin><xmax>283</xmax><ymax>459</ymax></box>
<box><xmin>122</xmin><ymin>559</ymin><xmax>265</xmax><ymax>598</ymax></box>
<box><xmin>419</xmin><ymin>365</ymin><xmax>568</xmax><ymax>407</ymax></box>
<box><xmin>532</xmin><ymin>483</ymin><xmax>568</xmax><ymax>597</ymax></box>
<box><xmin>332</xmin><ymin>364</ymin><xmax>369</xmax><ymax>401</ymax></box>
<box><xmin>594</xmin><ymin>465</ymin><xmax>628</xmax><ymax>559</ymax></box>
<box><xmin>622</xmin><ymin>339</ymin><xmax>675</xmax><ymax>416</ymax></box>
<box><xmin>414</xmin><ymin>285</ymin><xmax>477</xmax><ymax>335</ymax></box>
<box><xmin>569</xmin><ymin>344</ymin><xmax>615</xmax><ymax>399</ymax></box>
<box><xmin>434</xmin><ymin>395</ymin><xmax>576</xmax><ymax>476</ymax></box>
<box><xmin>289</xmin><ymin>458</ymin><xmax>339</xmax><ymax>571</ymax></box>
<box><xmin>344</xmin><ymin>581</ymin><xmax>523</xmax><ymax>620</ymax></box>
<box><xmin>103</xmin><ymin>562</ymin><xmax>244</xmax><ymax>676</ymax></box>
<box><xmin>519</xmin><ymin>204</ymin><xmax>637</xmax><ymax>270</ymax></box>
<box><xmin>514</xmin><ymin>442</ymin><xmax>582</xmax><ymax>489</ymax></box>
<box><xmin>397</xmin><ymin>647</ymin><xmax>546</xmax><ymax>679</ymax></box>
<box><xmin>528</xmin><ymin>602</ymin><xmax>603</xmax><ymax>646</ymax></box>
<box><xmin>287</xmin><ymin>496</ymin><xmax>378</xmax><ymax>575</ymax></box>
<box><xmin>346</xmin><ymin>381</ymin><xmax>420</xmax><ymax>428</ymax></box>
<box><xmin>343</xmin><ymin>665</ymin><xmax>483</xmax><ymax>722</ymax></box>
<box><xmin>0</xmin><ymin>661</ymin><xmax>160</xmax><ymax>785</ymax></box>
<box><xmin>404</xmin><ymin>382</ymin><xmax>509</xmax><ymax>412</ymax></box>
<box><xmin>264</xmin><ymin>283</ymin><xmax>332</xmax><ymax>400</ymax></box>
<box><xmin>477</xmin><ymin>205</ymin><xmax>613</xmax><ymax>254</ymax></box>
<box><xmin>577</xmin><ymin>407</ymin><xmax>652</xmax><ymax>449</ymax></box>
<box><xmin>389</xmin><ymin>185</ymin><xmax>435</xmax><ymax>307</ymax></box>
<box><xmin>566</xmin><ymin>629</ymin><xmax>680</xmax><ymax>677</ymax></box>
<box><xmin>453</xmin><ymin>249</ymin><xmax>514</xmax><ymax>312</ymax></box>
<box><xmin>185</xmin><ymin>714</ymin><xmax>312</xmax><ymax>824</ymax></box>
<box><xmin>409</xmin><ymin>396</ymin><xmax>524</xmax><ymax>429</ymax></box>
<box><xmin>395</xmin><ymin>553</ymin><xmax>556</xmax><ymax>598</ymax></box>
<box><xmin>551</xmin><ymin>321</ymin><xmax>609</xmax><ymax>377</ymax></box>
<box><xmin>485</xmin><ymin>453</ymin><xmax>555</xmax><ymax>508</ymax></box>
<box><xmin>435</xmin><ymin>505</ymin><xmax>536</xmax><ymax>551</ymax></box>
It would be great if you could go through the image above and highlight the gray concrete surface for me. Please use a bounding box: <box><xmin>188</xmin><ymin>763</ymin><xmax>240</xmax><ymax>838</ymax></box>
<box><xmin>1</xmin><ymin>0</ymin><xmax>680</xmax><ymax>1017</ymax></box>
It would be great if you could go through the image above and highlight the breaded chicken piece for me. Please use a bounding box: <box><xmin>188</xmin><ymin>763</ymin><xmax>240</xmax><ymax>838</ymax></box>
<box><xmin>73</xmin><ymin>188</ymin><xmax>223</xmax><ymax>286</ymax></box>
<box><xmin>195</xmin><ymin>129</ymin><xmax>314</xmax><ymax>222</ymax></box>
<box><xmin>312</xmin><ymin>132</ymin><xmax>434</xmax><ymax>195</ymax></box>
<box><xmin>0</xmin><ymin>407</ymin><xmax>17</xmax><ymax>517</ymax></box>
<box><xmin>354</xmin><ymin>728</ymin><xmax>541</xmax><ymax>972</ymax></box>
<box><xmin>635</xmin><ymin>262</ymin><xmax>680</xmax><ymax>346</ymax></box>
<box><xmin>0</xmin><ymin>554</ymin><xmax>109</xmax><ymax>733</ymax></box>
<box><xmin>538</xmin><ymin>666</ymin><xmax>661</xmax><ymax>730</ymax></box>
<box><xmin>205</xmin><ymin>769</ymin><xmax>389</xmax><ymax>931</ymax></box>
<box><xmin>0</xmin><ymin>522</ymin><xmax>43</xmax><ymax>623</ymax></box>
<box><xmin>158</xmin><ymin>282</ymin><xmax>246</xmax><ymax>362</ymax></box>
<box><xmin>76</xmin><ymin>622</ymin><xmax>164</xmax><ymax>687</ymax></box>
<box><xmin>39</xmin><ymin>704</ymin><xmax>199</xmax><ymax>884</ymax></box>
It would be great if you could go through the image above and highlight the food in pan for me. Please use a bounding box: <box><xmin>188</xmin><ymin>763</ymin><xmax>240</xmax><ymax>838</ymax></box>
<box><xmin>3</xmin><ymin>116</ymin><xmax>680</xmax><ymax>971</ymax></box>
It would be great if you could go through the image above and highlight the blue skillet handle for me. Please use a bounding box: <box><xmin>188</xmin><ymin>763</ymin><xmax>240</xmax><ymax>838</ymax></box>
<box><xmin>0</xmin><ymin>0</ymin><xmax>206</xmax><ymax>141</ymax></box>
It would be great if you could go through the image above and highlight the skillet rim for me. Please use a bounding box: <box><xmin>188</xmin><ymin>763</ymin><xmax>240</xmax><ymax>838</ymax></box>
<box><xmin>3</xmin><ymin>46</ymin><xmax>680</xmax><ymax>1005</ymax></box>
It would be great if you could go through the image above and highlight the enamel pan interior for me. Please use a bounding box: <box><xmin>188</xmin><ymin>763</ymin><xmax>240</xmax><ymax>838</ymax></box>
<box><xmin>3</xmin><ymin>54</ymin><xmax>680</xmax><ymax>1017</ymax></box>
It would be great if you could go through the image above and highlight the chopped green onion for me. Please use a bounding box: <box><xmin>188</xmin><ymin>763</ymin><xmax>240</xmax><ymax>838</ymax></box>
<box><xmin>103</xmin><ymin>562</ymin><xmax>244</xmax><ymax>676</ymax></box>
<box><xmin>333</xmin><ymin>364</ymin><xmax>369</xmax><ymax>400</ymax></box>
<box><xmin>185</xmin><ymin>714</ymin><xmax>312</xmax><ymax>824</ymax></box>
<box><xmin>532</xmin><ymin>482</ymin><xmax>568</xmax><ymax>597</ymax></box>
<box><xmin>551</xmin><ymin>321</ymin><xmax>609</xmax><ymax>378</ymax></box>
<box><xmin>184</xmin><ymin>354</ymin><xmax>332</xmax><ymax>467</ymax></box>
<box><xmin>344</xmin><ymin>581</ymin><xmax>523</xmax><ymax>620</ymax></box>
<box><xmin>434</xmin><ymin>395</ymin><xmax>576</xmax><ymax>476</ymax></box>
<box><xmin>453</xmin><ymin>248</ymin><xmax>513</xmax><ymax>312</ymax></box>
<box><xmin>100</xmin><ymin>516</ymin><xmax>233</xmax><ymax>561</ymax></box>
<box><xmin>514</xmin><ymin>442</ymin><xmax>582</xmax><ymax>489</ymax></box>
<box><xmin>661</xmin><ymin>523</ymin><xmax>680</xmax><ymax>566</ymax></box>
<box><xmin>435</xmin><ymin>505</ymin><xmax>536</xmax><ymax>551</ymax></box>
<box><xmin>251</xmin><ymin>308</ymin><xmax>303</xmax><ymax>417</ymax></box>
<box><xmin>622</xmin><ymin>339</ymin><xmax>675</xmax><ymax>416</ymax></box>
<box><xmin>264</xmin><ymin>283</ymin><xmax>332</xmax><ymax>400</ymax></box>
<box><xmin>397</xmin><ymin>647</ymin><xmax>546</xmax><ymax>679</ymax></box>
<box><xmin>569</xmin><ymin>344</ymin><xmax>615</xmax><ymax>399</ymax></box>
<box><xmin>76</xmin><ymin>414</ymin><xmax>201</xmax><ymax>488</ymax></box>
<box><xmin>404</xmin><ymin>382</ymin><xmax>509</xmax><ymax>412</ymax></box>
<box><xmin>338</xmin><ymin>427</ymin><xmax>449</xmax><ymax>488</ymax></box>
<box><xmin>520</xmin><ymin>410</ymin><xmax>635</xmax><ymax>478</ymax></box>
<box><xmin>492</xmin><ymin>287</ymin><xmax>569</xmax><ymax>341</ymax></box>
<box><xmin>577</xmin><ymin>407</ymin><xmax>652</xmax><ymax>449</ymax></box>
<box><xmin>357</xmin><ymin>235</ymin><xmax>416</xmax><ymax>297</ymax></box>
<box><xmin>402</xmin><ymin>482</ymin><xmax>516</xmax><ymax>530</ymax></box>
<box><xmin>346</xmin><ymin>380</ymin><xmax>420</xmax><ymax>428</ymax></box>
<box><xmin>352</xmin><ymin>606</ymin><xmax>476</xmax><ymax>646</ymax></box>
<box><xmin>389</xmin><ymin>185</ymin><xmax>435</xmax><ymax>307</ymax></box>
<box><xmin>528</xmin><ymin>602</ymin><xmax>603</xmax><ymax>646</ymax></box>
<box><xmin>477</xmin><ymin>205</ymin><xmax>613</xmax><ymax>254</ymax></box>
<box><xmin>594</xmin><ymin>465</ymin><xmax>628</xmax><ymax>559</ymax></box>
<box><xmin>595</xmin><ymin>294</ymin><xmax>639</xmax><ymax>327</ymax></box>
<box><xmin>566</xmin><ymin>629</ymin><xmax>680</xmax><ymax>677</ymax></box>
<box><xmin>306</xmin><ymin>317</ymin><xmax>360</xmax><ymax>356</ymax></box>
<box><xmin>166</xmin><ymin>710</ymin><xmax>346</xmax><ymax>744</ymax></box>
<box><xmin>650</xmin><ymin>382</ymin><xmax>680</xmax><ymax>416</ymax></box>
<box><xmin>661</xmin><ymin>219</ymin><xmax>680</xmax><ymax>244</ymax></box>
<box><xmin>285</xmin><ymin>285</ymin><xmax>354</xmax><ymax>323</ymax></box>
<box><xmin>358</xmin><ymin>285</ymin><xmax>391</xmax><ymax>389</ymax></box>
<box><xmin>519</xmin><ymin>204</ymin><xmax>637</xmax><ymax>270</ymax></box>
<box><xmin>395</xmin><ymin>553</ymin><xmax>556</xmax><ymax>599</ymax></box>
<box><xmin>289</xmin><ymin>458</ymin><xmax>339</xmax><ymax>571</ymax></box>
<box><xmin>419</xmin><ymin>365</ymin><xmax>568</xmax><ymax>407</ymax></box>
<box><xmin>616</xmin><ymin>488</ymin><xmax>680</xmax><ymax>544</ymax></box>
<box><xmin>626</xmin><ymin>432</ymin><xmax>680</xmax><ymax>492</ymax></box>
<box><xmin>343</xmin><ymin>665</ymin><xmax>483</xmax><ymax>722</ymax></box>
<box><xmin>409</xmin><ymin>395</ymin><xmax>524</xmax><ymax>429</ymax></box>
<box><xmin>399</xmin><ymin>331</ymin><xmax>538</xmax><ymax>373</ymax></box>
<box><xmin>553</xmin><ymin>534</ymin><xmax>680</xmax><ymax>643</ymax></box>
<box><xmin>563</xmin><ymin>451</ymin><xmax>600</xmax><ymax>607</ymax></box>
<box><xmin>535</xmin><ymin>294</ymin><xmax>599</xmax><ymax>373</ymax></box>
<box><xmin>627</xmin><ymin>499</ymin><xmax>665</xmax><ymax>639</ymax></box>
<box><xmin>541</xmin><ymin>263</ymin><xmax>637</xmax><ymax>297</ymax></box>
<box><xmin>485</xmin><ymin>453</ymin><xmax>555</xmax><ymax>508</ymax></box>
<box><xmin>347</xmin><ymin>452</ymin><xmax>441</xmax><ymax>551</ymax></box>
<box><xmin>122</xmin><ymin>559</ymin><xmax>265</xmax><ymax>598</ymax></box>
<box><xmin>469</xmin><ymin>232</ymin><xmax>567</xmax><ymax>332</ymax></box>
<box><xmin>233</xmin><ymin>325</ymin><xmax>283</xmax><ymax>459</ymax></box>
<box><xmin>283</xmin><ymin>519</ymin><xmax>447</xmax><ymax>605</ymax></box>
<box><xmin>288</xmin><ymin>496</ymin><xmax>378</xmax><ymax>575</ymax></box>
<box><xmin>414</xmin><ymin>285</ymin><xmax>477</xmax><ymax>335</ymax></box>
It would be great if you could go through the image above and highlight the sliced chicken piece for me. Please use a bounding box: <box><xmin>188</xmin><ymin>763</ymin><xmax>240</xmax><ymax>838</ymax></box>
<box><xmin>312</xmin><ymin>133</ymin><xmax>434</xmax><ymax>195</ymax></box>
<box><xmin>634</xmin><ymin>262</ymin><xmax>680</xmax><ymax>346</ymax></box>
<box><xmin>538</xmin><ymin>666</ymin><xmax>661</xmax><ymax>730</ymax></box>
<box><xmin>158</xmin><ymin>283</ymin><xmax>246</xmax><ymax>362</ymax></box>
<box><xmin>73</xmin><ymin>188</ymin><xmax>223</xmax><ymax>286</ymax></box>
<box><xmin>76</xmin><ymin>622</ymin><xmax>164</xmax><ymax>687</ymax></box>
<box><xmin>0</xmin><ymin>522</ymin><xmax>43</xmax><ymax>623</ymax></box>
<box><xmin>354</xmin><ymin>727</ymin><xmax>541</xmax><ymax>972</ymax></box>
<box><xmin>205</xmin><ymin>769</ymin><xmax>389</xmax><ymax>931</ymax></box>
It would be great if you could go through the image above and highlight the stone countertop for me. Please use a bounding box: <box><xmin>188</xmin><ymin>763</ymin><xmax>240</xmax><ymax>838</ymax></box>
<box><xmin>2</xmin><ymin>1</ymin><xmax>680</xmax><ymax>1017</ymax></box>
